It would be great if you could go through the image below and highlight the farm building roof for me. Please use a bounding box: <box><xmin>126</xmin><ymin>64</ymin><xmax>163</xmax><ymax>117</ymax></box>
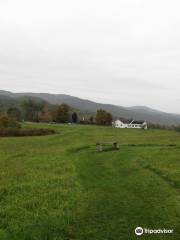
<box><xmin>117</xmin><ymin>118</ymin><xmax>145</xmax><ymax>124</ymax></box>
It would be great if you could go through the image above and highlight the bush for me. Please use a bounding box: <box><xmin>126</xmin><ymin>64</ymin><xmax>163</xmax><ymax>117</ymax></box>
<box><xmin>0</xmin><ymin>128</ymin><xmax>55</xmax><ymax>137</ymax></box>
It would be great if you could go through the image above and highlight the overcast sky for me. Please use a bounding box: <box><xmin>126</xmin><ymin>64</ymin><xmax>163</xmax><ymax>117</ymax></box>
<box><xmin>0</xmin><ymin>0</ymin><xmax>180</xmax><ymax>113</ymax></box>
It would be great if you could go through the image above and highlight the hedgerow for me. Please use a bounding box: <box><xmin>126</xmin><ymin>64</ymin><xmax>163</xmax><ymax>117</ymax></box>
<box><xmin>0</xmin><ymin>128</ymin><xmax>55</xmax><ymax>137</ymax></box>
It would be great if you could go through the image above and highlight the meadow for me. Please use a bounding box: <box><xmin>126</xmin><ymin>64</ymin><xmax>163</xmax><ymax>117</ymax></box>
<box><xmin>0</xmin><ymin>123</ymin><xmax>180</xmax><ymax>240</ymax></box>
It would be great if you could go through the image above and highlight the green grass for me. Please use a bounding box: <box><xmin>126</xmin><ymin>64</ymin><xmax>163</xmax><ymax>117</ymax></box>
<box><xmin>0</xmin><ymin>123</ymin><xmax>180</xmax><ymax>239</ymax></box>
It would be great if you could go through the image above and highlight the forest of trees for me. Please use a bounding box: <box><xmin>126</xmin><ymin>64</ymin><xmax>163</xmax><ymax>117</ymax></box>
<box><xmin>0</xmin><ymin>99</ymin><xmax>113</xmax><ymax>127</ymax></box>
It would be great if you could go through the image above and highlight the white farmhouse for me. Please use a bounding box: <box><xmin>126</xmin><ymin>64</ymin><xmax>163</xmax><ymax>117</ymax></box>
<box><xmin>113</xmin><ymin>119</ymin><xmax>147</xmax><ymax>129</ymax></box>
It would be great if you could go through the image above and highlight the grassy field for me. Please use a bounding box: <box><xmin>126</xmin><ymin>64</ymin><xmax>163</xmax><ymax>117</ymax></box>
<box><xmin>0</xmin><ymin>123</ymin><xmax>180</xmax><ymax>240</ymax></box>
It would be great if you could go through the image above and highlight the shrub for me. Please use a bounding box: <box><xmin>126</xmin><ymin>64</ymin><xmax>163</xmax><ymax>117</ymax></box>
<box><xmin>0</xmin><ymin>128</ymin><xmax>55</xmax><ymax>137</ymax></box>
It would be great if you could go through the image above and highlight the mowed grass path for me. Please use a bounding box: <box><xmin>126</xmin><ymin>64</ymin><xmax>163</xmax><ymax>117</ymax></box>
<box><xmin>0</xmin><ymin>123</ymin><xmax>180</xmax><ymax>239</ymax></box>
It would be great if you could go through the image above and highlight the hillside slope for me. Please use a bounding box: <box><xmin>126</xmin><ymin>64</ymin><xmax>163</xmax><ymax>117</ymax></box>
<box><xmin>0</xmin><ymin>90</ymin><xmax>180</xmax><ymax>125</ymax></box>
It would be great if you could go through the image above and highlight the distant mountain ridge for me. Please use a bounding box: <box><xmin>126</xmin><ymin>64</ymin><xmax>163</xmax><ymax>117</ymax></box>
<box><xmin>0</xmin><ymin>90</ymin><xmax>180</xmax><ymax>126</ymax></box>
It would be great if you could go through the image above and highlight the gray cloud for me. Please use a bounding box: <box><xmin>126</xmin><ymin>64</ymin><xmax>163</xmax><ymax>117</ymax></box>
<box><xmin>0</xmin><ymin>0</ymin><xmax>180</xmax><ymax>113</ymax></box>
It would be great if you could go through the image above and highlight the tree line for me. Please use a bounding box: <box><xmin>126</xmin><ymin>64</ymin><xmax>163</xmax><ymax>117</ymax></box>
<box><xmin>1</xmin><ymin>99</ymin><xmax>180</xmax><ymax>131</ymax></box>
<box><xmin>0</xmin><ymin>99</ymin><xmax>113</xmax><ymax>126</ymax></box>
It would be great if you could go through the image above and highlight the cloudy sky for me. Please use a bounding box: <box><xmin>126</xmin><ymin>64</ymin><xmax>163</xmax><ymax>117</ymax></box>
<box><xmin>0</xmin><ymin>0</ymin><xmax>180</xmax><ymax>113</ymax></box>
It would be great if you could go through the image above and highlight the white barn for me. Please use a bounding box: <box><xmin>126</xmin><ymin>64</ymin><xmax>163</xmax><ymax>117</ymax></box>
<box><xmin>113</xmin><ymin>119</ymin><xmax>147</xmax><ymax>129</ymax></box>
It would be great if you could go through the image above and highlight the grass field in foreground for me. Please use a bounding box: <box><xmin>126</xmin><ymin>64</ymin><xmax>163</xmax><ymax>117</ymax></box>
<box><xmin>0</xmin><ymin>123</ymin><xmax>180</xmax><ymax>240</ymax></box>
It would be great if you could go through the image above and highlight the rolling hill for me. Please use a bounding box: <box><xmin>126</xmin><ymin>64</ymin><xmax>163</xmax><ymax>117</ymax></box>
<box><xmin>0</xmin><ymin>90</ymin><xmax>180</xmax><ymax>125</ymax></box>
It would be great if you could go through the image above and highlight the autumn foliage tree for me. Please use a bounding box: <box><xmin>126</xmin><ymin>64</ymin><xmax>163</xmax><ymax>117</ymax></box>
<box><xmin>0</xmin><ymin>114</ymin><xmax>20</xmax><ymax>128</ymax></box>
<box><xmin>54</xmin><ymin>104</ymin><xmax>71</xmax><ymax>123</ymax></box>
<box><xmin>38</xmin><ymin>104</ymin><xmax>53</xmax><ymax>122</ymax></box>
<box><xmin>95</xmin><ymin>109</ymin><xmax>112</xmax><ymax>125</ymax></box>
